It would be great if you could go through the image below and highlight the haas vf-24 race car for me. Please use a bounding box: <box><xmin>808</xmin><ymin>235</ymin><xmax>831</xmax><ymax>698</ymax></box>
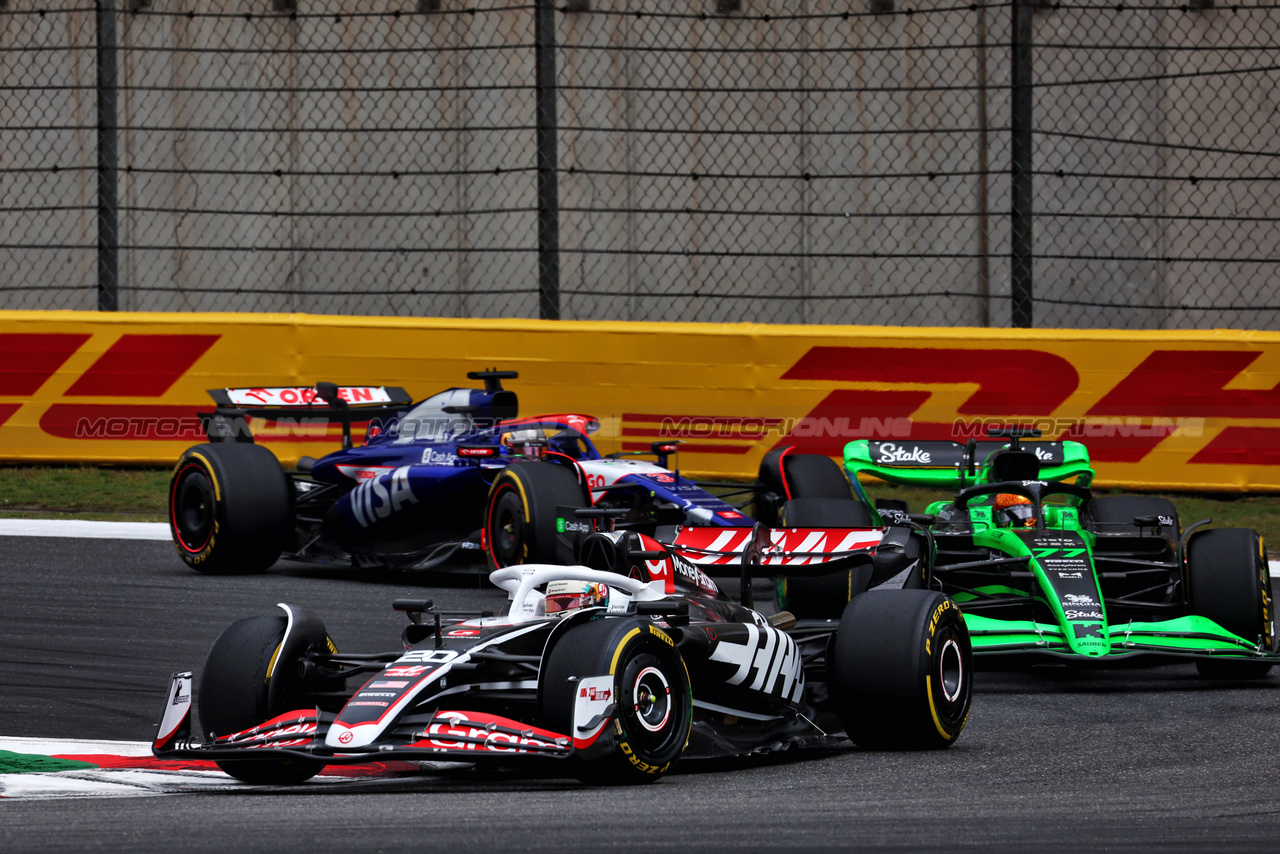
<box><xmin>152</xmin><ymin>524</ymin><xmax>973</xmax><ymax>786</ymax></box>
<box><xmin>168</xmin><ymin>371</ymin><xmax>749</xmax><ymax>574</ymax></box>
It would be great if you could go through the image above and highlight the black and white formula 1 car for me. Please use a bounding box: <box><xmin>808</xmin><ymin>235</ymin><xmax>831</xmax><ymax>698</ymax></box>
<box><xmin>152</xmin><ymin>524</ymin><xmax>973</xmax><ymax>786</ymax></box>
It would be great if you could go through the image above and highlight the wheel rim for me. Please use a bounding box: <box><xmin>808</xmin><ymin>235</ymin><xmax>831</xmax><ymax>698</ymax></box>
<box><xmin>932</xmin><ymin>623</ymin><xmax>970</xmax><ymax>728</ymax></box>
<box><xmin>617</xmin><ymin>651</ymin><xmax>685</xmax><ymax>758</ymax></box>
<box><xmin>631</xmin><ymin>665</ymin><xmax>672</xmax><ymax>733</ymax></box>
<box><xmin>488</xmin><ymin>485</ymin><xmax>526</xmax><ymax>567</ymax></box>
<box><xmin>939</xmin><ymin>637</ymin><xmax>964</xmax><ymax>703</ymax></box>
<box><xmin>172</xmin><ymin>465</ymin><xmax>215</xmax><ymax>553</ymax></box>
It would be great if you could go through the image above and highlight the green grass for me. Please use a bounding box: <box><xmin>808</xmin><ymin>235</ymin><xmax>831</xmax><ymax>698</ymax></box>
<box><xmin>0</xmin><ymin>466</ymin><xmax>169</xmax><ymax>522</ymax></box>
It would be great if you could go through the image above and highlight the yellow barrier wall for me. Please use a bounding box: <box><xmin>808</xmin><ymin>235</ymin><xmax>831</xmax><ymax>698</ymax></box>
<box><xmin>3</xmin><ymin>310</ymin><xmax>1280</xmax><ymax>491</ymax></box>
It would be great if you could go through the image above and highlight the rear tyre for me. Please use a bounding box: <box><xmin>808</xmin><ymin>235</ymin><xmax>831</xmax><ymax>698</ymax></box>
<box><xmin>485</xmin><ymin>462</ymin><xmax>588</xmax><ymax>571</ymax></box>
<box><xmin>828</xmin><ymin>590</ymin><xmax>972</xmax><ymax>749</ymax></box>
<box><xmin>542</xmin><ymin>618</ymin><xmax>691</xmax><ymax>784</ymax></box>
<box><xmin>1087</xmin><ymin>495</ymin><xmax>1180</xmax><ymax>540</ymax></box>
<box><xmin>755</xmin><ymin>450</ymin><xmax>858</xmax><ymax>527</ymax></box>
<box><xmin>198</xmin><ymin>614</ymin><xmax>330</xmax><ymax>785</ymax></box>
<box><xmin>775</xmin><ymin>497</ymin><xmax>876</xmax><ymax>620</ymax></box>
<box><xmin>169</xmin><ymin>443</ymin><xmax>293</xmax><ymax>574</ymax></box>
<box><xmin>1187</xmin><ymin>528</ymin><xmax>1275</xmax><ymax>679</ymax></box>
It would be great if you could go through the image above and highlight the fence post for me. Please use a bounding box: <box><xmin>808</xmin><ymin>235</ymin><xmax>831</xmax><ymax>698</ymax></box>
<box><xmin>95</xmin><ymin>0</ymin><xmax>120</xmax><ymax>311</ymax></box>
<box><xmin>534</xmin><ymin>0</ymin><xmax>561</xmax><ymax>320</ymax></box>
<box><xmin>1009</xmin><ymin>0</ymin><xmax>1034</xmax><ymax>328</ymax></box>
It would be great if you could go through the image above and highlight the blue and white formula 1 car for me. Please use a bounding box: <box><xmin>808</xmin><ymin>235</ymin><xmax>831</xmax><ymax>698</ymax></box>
<box><xmin>168</xmin><ymin>370</ymin><xmax>751</xmax><ymax>574</ymax></box>
<box><xmin>152</xmin><ymin>523</ymin><xmax>972</xmax><ymax>786</ymax></box>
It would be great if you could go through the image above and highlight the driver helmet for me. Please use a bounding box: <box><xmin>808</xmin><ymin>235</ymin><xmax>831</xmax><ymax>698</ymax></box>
<box><xmin>501</xmin><ymin>428</ymin><xmax>548</xmax><ymax>459</ymax></box>
<box><xmin>994</xmin><ymin>493</ymin><xmax>1037</xmax><ymax>528</ymax></box>
<box><xmin>545</xmin><ymin>580</ymin><xmax>609</xmax><ymax>616</ymax></box>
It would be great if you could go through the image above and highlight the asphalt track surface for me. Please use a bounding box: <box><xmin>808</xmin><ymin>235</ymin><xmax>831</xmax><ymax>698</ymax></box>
<box><xmin>5</xmin><ymin>536</ymin><xmax>1280</xmax><ymax>852</ymax></box>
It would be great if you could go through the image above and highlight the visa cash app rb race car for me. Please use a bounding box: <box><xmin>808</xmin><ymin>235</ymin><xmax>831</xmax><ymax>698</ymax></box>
<box><xmin>168</xmin><ymin>370</ymin><xmax>749</xmax><ymax>575</ymax></box>
<box><xmin>152</xmin><ymin>522</ymin><xmax>973</xmax><ymax>786</ymax></box>
<box><xmin>834</xmin><ymin>427</ymin><xmax>1279</xmax><ymax>678</ymax></box>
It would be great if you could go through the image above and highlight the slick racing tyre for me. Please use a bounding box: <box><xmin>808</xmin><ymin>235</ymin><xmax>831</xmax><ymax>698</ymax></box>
<box><xmin>541</xmin><ymin>618</ymin><xmax>692</xmax><ymax>785</ymax></box>
<box><xmin>198</xmin><ymin>612</ymin><xmax>335</xmax><ymax>785</ymax></box>
<box><xmin>1088</xmin><ymin>495</ymin><xmax>1181</xmax><ymax>602</ymax></box>
<box><xmin>485</xmin><ymin>461</ymin><xmax>587</xmax><ymax>571</ymax></box>
<box><xmin>829</xmin><ymin>590</ymin><xmax>972</xmax><ymax>750</ymax></box>
<box><xmin>755</xmin><ymin>449</ymin><xmax>860</xmax><ymax>527</ymax></box>
<box><xmin>760</xmin><ymin>451</ymin><xmax>872</xmax><ymax>619</ymax></box>
<box><xmin>776</xmin><ymin>497</ymin><xmax>876</xmax><ymax>620</ymax></box>
<box><xmin>1187</xmin><ymin>528</ymin><xmax>1276</xmax><ymax>680</ymax></box>
<box><xmin>169</xmin><ymin>443</ymin><xmax>294</xmax><ymax>574</ymax></box>
<box><xmin>1087</xmin><ymin>495</ymin><xmax>1180</xmax><ymax>542</ymax></box>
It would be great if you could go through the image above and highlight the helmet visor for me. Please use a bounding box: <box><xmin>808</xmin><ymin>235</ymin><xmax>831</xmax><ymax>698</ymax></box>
<box><xmin>545</xmin><ymin>580</ymin><xmax>608</xmax><ymax>614</ymax></box>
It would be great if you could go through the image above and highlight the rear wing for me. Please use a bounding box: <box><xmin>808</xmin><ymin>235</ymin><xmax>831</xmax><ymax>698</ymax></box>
<box><xmin>670</xmin><ymin>524</ymin><xmax>885</xmax><ymax>570</ymax></box>
<box><xmin>843</xmin><ymin>438</ymin><xmax>1094</xmax><ymax>490</ymax></box>
<box><xmin>668</xmin><ymin>522</ymin><xmax>917</xmax><ymax>608</ymax></box>
<box><xmin>201</xmin><ymin>383</ymin><xmax>414</xmax><ymax>448</ymax></box>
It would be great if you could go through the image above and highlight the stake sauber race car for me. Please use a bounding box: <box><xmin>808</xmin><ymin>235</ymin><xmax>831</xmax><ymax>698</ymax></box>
<box><xmin>168</xmin><ymin>370</ymin><xmax>751</xmax><ymax>574</ymax></box>
<box><xmin>151</xmin><ymin>518</ymin><xmax>972</xmax><ymax>785</ymax></box>
<box><xmin>806</xmin><ymin>426</ymin><xmax>1280</xmax><ymax>678</ymax></box>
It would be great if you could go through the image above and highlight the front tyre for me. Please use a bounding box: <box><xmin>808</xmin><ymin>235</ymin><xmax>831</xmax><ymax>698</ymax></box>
<box><xmin>169</xmin><ymin>443</ymin><xmax>293</xmax><ymax>574</ymax></box>
<box><xmin>829</xmin><ymin>590</ymin><xmax>972</xmax><ymax>749</ymax></box>
<box><xmin>484</xmin><ymin>461</ymin><xmax>587</xmax><ymax>571</ymax></box>
<box><xmin>198</xmin><ymin>613</ymin><xmax>330</xmax><ymax>784</ymax></box>
<box><xmin>541</xmin><ymin>618</ymin><xmax>692</xmax><ymax>784</ymax></box>
<box><xmin>1187</xmin><ymin>528</ymin><xmax>1275</xmax><ymax>680</ymax></box>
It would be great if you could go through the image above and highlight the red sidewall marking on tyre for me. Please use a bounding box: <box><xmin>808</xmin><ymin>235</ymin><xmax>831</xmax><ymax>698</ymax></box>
<box><xmin>170</xmin><ymin>463</ymin><xmax>214</xmax><ymax>554</ymax></box>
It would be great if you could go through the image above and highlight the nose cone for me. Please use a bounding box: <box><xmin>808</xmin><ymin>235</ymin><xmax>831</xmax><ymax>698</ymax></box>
<box><xmin>1066</xmin><ymin>625</ymin><xmax>1110</xmax><ymax>657</ymax></box>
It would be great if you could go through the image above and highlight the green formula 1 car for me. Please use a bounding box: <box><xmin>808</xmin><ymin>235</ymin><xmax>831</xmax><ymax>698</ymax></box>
<box><xmin>810</xmin><ymin>427</ymin><xmax>1280</xmax><ymax>678</ymax></box>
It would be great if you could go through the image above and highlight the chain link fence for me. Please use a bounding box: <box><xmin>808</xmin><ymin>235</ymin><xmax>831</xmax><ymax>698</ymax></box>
<box><xmin>3</xmin><ymin>0</ymin><xmax>1278</xmax><ymax>327</ymax></box>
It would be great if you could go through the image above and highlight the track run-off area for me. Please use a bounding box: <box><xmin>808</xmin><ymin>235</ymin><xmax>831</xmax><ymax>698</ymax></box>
<box><xmin>4</xmin><ymin>524</ymin><xmax>1280</xmax><ymax>852</ymax></box>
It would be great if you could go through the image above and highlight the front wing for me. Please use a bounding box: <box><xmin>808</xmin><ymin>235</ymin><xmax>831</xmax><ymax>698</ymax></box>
<box><xmin>964</xmin><ymin>614</ymin><xmax>1280</xmax><ymax>664</ymax></box>
<box><xmin>152</xmin><ymin>672</ymin><xmax>610</xmax><ymax>766</ymax></box>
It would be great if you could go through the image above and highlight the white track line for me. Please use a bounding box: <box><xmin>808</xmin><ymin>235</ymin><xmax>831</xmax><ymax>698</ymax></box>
<box><xmin>0</xmin><ymin>768</ymin><xmax>246</xmax><ymax>799</ymax></box>
<box><xmin>0</xmin><ymin>736</ymin><xmax>153</xmax><ymax>756</ymax></box>
<box><xmin>0</xmin><ymin>519</ymin><xmax>169</xmax><ymax>540</ymax></box>
<box><xmin>0</xmin><ymin>736</ymin><xmax>465</xmax><ymax>800</ymax></box>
